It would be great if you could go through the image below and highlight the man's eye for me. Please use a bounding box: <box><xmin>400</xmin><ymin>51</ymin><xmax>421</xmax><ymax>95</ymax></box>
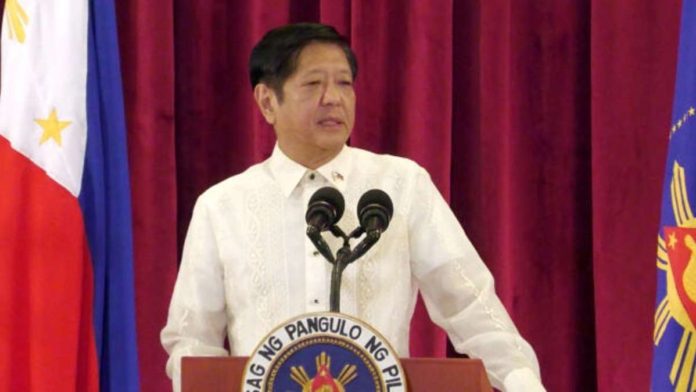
<box><xmin>339</xmin><ymin>80</ymin><xmax>353</xmax><ymax>86</ymax></box>
<box><xmin>304</xmin><ymin>80</ymin><xmax>321</xmax><ymax>86</ymax></box>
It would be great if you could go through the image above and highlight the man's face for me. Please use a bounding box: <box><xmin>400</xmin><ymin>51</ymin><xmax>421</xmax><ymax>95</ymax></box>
<box><xmin>256</xmin><ymin>42</ymin><xmax>356</xmax><ymax>168</ymax></box>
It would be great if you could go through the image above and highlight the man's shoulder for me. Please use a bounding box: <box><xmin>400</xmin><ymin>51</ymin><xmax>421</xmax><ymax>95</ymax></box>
<box><xmin>350</xmin><ymin>146</ymin><xmax>426</xmax><ymax>176</ymax></box>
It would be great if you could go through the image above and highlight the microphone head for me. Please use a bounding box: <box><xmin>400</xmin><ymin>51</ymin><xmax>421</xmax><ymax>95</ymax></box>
<box><xmin>357</xmin><ymin>189</ymin><xmax>393</xmax><ymax>231</ymax></box>
<box><xmin>306</xmin><ymin>187</ymin><xmax>345</xmax><ymax>230</ymax></box>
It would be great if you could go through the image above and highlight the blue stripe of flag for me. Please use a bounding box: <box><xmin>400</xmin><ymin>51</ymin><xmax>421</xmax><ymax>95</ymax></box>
<box><xmin>79</xmin><ymin>0</ymin><xmax>140</xmax><ymax>390</ymax></box>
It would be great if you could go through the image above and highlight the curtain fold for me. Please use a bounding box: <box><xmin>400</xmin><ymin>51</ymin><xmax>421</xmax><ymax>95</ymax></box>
<box><xmin>590</xmin><ymin>1</ymin><xmax>681</xmax><ymax>389</ymax></box>
<box><xmin>464</xmin><ymin>2</ymin><xmax>598</xmax><ymax>390</ymax></box>
<box><xmin>115</xmin><ymin>1</ymin><xmax>177</xmax><ymax>391</ymax></box>
<box><xmin>110</xmin><ymin>1</ymin><xmax>680</xmax><ymax>390</ymax></box>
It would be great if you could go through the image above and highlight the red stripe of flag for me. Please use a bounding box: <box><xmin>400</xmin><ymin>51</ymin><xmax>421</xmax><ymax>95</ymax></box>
<box><xmin>0</xmin><ymin>136</ymin><xmax>99</xmax><ymax>391</ymax></box>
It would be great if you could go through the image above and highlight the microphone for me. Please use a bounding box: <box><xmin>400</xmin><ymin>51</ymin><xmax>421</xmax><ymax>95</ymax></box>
<box><xmin>342</xmin><ymin>190</ymin><xmax>393</xmax><ymax>265</ymax></box>
<box><xmin>357</xmin><ymin>189</ymin><xmax>393</xmax><ymax>235</ymax></box>
<box><xmin>306</xmin><ymin>187</ymin><xmax>345</xmax><ymax>264</ymax></box>
<box><xmin>305</xmin><ymin>187</ymin><xmax>345</xmax><ymax>233</ymax></box>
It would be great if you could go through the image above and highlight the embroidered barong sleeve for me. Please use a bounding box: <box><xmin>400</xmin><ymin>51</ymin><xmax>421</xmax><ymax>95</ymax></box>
<box><xmin>160</xmin><ymin>195</ymin><xmax>228</xmax><ymax>392</ymax></box>
<box><xmin>408</xmin><ymin>168</ymin><xmax>546</xmax><ymax>392</ymax></box>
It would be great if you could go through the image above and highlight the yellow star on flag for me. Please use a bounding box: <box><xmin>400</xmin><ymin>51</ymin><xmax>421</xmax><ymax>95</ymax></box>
<box><xmin>668</xmin><ymin>232</ymin><xmax>678</xmax><ymax>249</ymax></box>
<box><xmin>690</xmin><ymin>107</ymin><xmax>695</xmax><ymax>116</ymax></box>
<box><xmin>36</xmin><ymin>108</ymin><xmax>72</xmax><ymax>146</ymax></box>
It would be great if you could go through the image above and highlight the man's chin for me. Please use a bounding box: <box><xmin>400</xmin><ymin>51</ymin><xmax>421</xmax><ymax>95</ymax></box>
<box><xmin>316</xmin><ymin>123</ymin><xmax>351</xmax><ymax>135</ymax></box>
<box><xmin>315</xmin><ymin>127</ymin><xmax>350</xmax><ymax>144</ymax></box>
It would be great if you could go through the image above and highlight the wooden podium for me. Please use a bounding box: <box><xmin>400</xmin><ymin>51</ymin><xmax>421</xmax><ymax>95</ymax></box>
<box><xmin>182</xmin><ymin>356</ymin><xmax>493</xmax><ymax>391</ymax></box>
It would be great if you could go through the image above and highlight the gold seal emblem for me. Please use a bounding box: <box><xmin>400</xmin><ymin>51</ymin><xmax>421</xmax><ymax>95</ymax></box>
<box><xmin>655</xmin><ymin>161</ymin><xmax>696</xmax><ymax>391</ymax></box>
<box><xmin>290</xmin><ymin>351</ymin><xmax>357</xmax><ymax>392</ymax></box>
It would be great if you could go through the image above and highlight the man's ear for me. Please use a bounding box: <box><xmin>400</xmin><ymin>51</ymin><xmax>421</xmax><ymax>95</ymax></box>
<box><xmin>254</xmin><ymin>84</ymin><xmax>278</xmax><ymax>125</ymax></box>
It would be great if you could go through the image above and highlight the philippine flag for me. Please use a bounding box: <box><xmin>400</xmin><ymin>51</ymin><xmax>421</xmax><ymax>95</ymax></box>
<box><xmin>0</xmin><ymin>0</ymin><xmax>140</xmax><ymax>391</ymax></box>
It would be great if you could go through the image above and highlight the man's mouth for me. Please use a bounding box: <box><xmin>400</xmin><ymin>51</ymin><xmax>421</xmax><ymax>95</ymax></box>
<box><xmin>318</xmin><ymin>117</ymin><xmax>343</xmax><ymax>126</ymax></box>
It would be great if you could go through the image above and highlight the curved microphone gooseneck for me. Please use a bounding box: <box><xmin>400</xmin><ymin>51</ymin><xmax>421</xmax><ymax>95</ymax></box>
<box><xmin>305</xmin><ymin>188</ymin><xmax>394</xmax><ymax>312</ymax></box>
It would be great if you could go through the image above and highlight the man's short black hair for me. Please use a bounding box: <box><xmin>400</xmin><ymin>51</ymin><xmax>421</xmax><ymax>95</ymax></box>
<box><xmin>249</xmin><ymin>23</ymin><xmax>358</xmax><ymax>99</ymax></box>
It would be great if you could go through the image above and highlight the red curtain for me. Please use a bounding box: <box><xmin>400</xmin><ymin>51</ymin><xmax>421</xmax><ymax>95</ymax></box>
<box><xmin>113</xmin><ymin>1</ymin><xmax>681</xmax><ymax>391</ymax></box>
<box><xmin>590</xmin><ymin>1</ymin><xmax>680</xmax><ymax>389</ymax></box>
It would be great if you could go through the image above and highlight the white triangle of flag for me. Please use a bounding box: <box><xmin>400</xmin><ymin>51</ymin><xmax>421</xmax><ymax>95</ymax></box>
<box><xmin>0</xmin><ymin>0</ymin><xmax>88</xmax><ymax>197</ymax></box>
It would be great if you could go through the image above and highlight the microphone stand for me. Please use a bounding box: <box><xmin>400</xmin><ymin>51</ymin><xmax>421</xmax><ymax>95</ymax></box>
<box><xmin>321</xmin><ymin>225</ymin><xmax>381</xmax><ymax>313</ymax></box>
<box><xmin>330</xmin><ymin>244</ymin><xmax>351</xmax><ymax>312</ymax></box>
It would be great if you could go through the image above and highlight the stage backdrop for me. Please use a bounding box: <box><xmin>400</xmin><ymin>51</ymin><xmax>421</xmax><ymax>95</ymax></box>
<box><xmin>99</xmin><ymin>0</ymin><xmax>678</xmax><ymax>390</ymax></box>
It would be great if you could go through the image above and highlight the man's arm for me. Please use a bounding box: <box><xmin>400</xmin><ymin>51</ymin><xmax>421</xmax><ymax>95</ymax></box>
<box><xmin>161</xmin><ymin>195</ymin><xmax>228</xmax><ymax>392</ymax></box>
<box><xmin>407</xmin><ymin>167</ymin><xmax>545</xmax><ymax>392</ymax></box>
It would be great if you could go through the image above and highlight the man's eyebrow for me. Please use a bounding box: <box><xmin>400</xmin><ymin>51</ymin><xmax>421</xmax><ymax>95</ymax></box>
<box><xmin>299</xmin><ymin>68</ymin><xmax>352</xmax><ymax>76</ymax></box>
<box><xmin>299</xmin><ymin>69</ymin><xmax>324</xmax><ymax>76</ymax></box>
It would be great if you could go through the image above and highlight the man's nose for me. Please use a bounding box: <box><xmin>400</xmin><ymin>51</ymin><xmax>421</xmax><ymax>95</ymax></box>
<box><xmin>321</xmin><ymin>82</ymin><xmax>341</xmax><ymax>105</ymax></box>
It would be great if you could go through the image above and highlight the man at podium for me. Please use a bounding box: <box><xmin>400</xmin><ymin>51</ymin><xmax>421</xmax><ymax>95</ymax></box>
<box><xmin>161</xmin><ymin>23</ymin><xmax>546</xmax><ymax>392</ymax></box>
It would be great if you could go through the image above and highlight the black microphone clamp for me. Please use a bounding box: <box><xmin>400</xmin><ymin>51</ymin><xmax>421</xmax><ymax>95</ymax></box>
<box><xmin>307</xmin><ymin>226</ymin><xmax>335</xmax><ymax>263</ymax></box>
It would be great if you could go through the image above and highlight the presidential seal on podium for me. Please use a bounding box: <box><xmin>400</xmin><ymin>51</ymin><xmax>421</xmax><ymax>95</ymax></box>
<box><xmin>241</xmin><ymin>312</ymin><xmax>406</xmax><ymax>392</ymax></box>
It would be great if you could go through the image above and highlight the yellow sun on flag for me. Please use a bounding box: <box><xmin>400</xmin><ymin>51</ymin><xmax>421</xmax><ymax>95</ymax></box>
<box><xmin>35</xmin><ymin>108</ymin><xmax>72</xmax><ymax>146</ymax></box>
<box><xmin>4</xmin><ymin>0</ymin><xmax>29</xmax><ymax>43</ymax></box>
<box><xmin>654</xmin><ymin>161</ymin><xmax>696</xmax><ymax>391</ymax></box>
